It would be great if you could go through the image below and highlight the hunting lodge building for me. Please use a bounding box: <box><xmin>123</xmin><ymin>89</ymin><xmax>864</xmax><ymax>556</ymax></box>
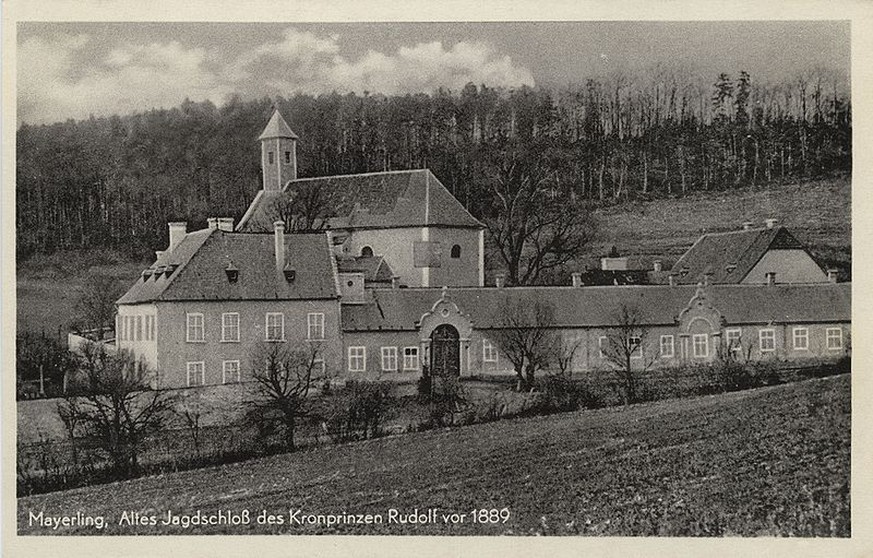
<box><xmin>113</xmin><ymin>110</ymin><xmax>851</xmax><ymax>389</ymax></box>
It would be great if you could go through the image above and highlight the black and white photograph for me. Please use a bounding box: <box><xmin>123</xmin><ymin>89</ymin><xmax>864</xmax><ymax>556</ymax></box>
<box><xmin>3</xmin><ymin>2</ymin><xmax>870</xmax><ymax>555</ymax></box>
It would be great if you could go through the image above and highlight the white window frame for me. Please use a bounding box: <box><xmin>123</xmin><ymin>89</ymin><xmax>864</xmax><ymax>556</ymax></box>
<box><xmin>221</xmin><ymin>312</ymin><xmax>240</xmax><ymax>343</ymax></box>
<box><xmin>692</xmin><ymin>334</ymin><xmax>709</xmax><ymax>358</ymax></box>
<box><xmin>265</xmin><ymin>312</ymin><xmax>285</xmax><ymax>342</ymax></box>
<box><xmin>186</xmin><ymin>361</ymin><xmax>205</xmax><ymax>387</ymax></box>
<box><xmin>145</xmin><ymin>315</ymin><xmax>154</xmax><ymax>341</ymax></box>
<box><xmin>482</xmin><ymin>340</ymin><xmax>498</xmax><ymax>363</ymax></box>
<box><xmin>348</xmin><ymin>346</ymin><xmax>366</xmax><ymax>372</ymax></box>
<box><xmin>629</xmin><ymin>336</ymin><xmax>643</xmax><ymax>359</ymax></box>
<box><xmin>826</xmin><ymin>327</ymin><xmax>843</xmax><ymax>350</ymax></box>
<box><xmin>186</xmin><ymin>313</ymin><xmax>205</xmax><ymax>343</ymax></box>
<box><xmin>759</xmin><ymin>329</ymin><xmax>776</xmax><ymax>353</ymax></box>
<box><xmin>792</xmin><ymin>327</ymin><xmax>809</xmax><ymax>350</ymax></box>
<box><xmin>403</xmin><ymin>347</ymin><xmax>420</xmax><ymax>371</ymax></box>
<box><xmin>307</xmin><ymin>312</ymin><xmax>325</xmax><ymax>340</ymax></box>
<box><xmin>381</xmin><ymin>346</ymin><xmax>398</xmax><ymax>372</ymax></box>
<box><xmin>726</xmin><ymin>328</ymin><xmax>742</xmax><ymax>353</ymax></box>
<box><xmin>659</xmin><ymin>335</ymin><xmax>674</xmax><ymax>358</ymax></box>
<box><xmin>222</xmin><ymin>360</ymin><xmax>241</xmax><ymax>384</ymax></box>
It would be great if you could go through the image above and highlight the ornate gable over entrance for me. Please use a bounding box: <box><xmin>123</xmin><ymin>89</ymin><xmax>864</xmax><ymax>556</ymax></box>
<box><xmin>417</xmin><ymin>287</ymin><xmax>473</xmax><ymax>341</ymax></box>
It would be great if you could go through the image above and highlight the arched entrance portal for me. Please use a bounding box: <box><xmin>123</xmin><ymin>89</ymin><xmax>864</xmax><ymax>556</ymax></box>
<box><xmin>430</xmin><ymin>324</ymin><xmax>460</xmax><ymax>377</ymax></box>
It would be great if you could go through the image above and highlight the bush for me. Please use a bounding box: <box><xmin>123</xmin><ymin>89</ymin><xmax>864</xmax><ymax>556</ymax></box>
<box><xmin>323</xmin><ymin>381</ymin><xmax>394</xmax><ymax>443</ymax></box>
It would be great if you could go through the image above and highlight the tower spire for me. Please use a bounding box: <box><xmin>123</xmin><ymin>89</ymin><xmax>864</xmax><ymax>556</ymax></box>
<box><xmin>259</xmin><ymin>109</ymin><xmax>298</xmax><ymax>191</ymax></box>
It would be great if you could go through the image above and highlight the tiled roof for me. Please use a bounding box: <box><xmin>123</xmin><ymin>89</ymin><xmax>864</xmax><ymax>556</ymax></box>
<box><xmin>236</xmin><ymin>169</ymin><xmax>483</xmax><ymax>232</ymax></box>
<box><xmin>117</xmin><ymin>229</ymin><xmax>339</xmax><ymax>304</ymax></box>
<box><xmin>670</xmin><ymin>226</ymin><xmax>819</xmax><ymax>284</ymax></box>
<box><xmin>341</xmin><ymin>283</ymin><xmax>851</xmax><ymax>332</ymax></box>
<box><xmin>336</xmin><ymin>255</ymin><xmax>394</xmax><ymax>283</ymax></box>
<box><xmin>258</xmin><ymin>109</ymin><xmax>298</xmax><ymax>140</ymax></box>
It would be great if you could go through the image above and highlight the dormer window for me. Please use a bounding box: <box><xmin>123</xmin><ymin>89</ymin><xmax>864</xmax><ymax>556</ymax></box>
<box><xmin>725</xmin><ymin>263</ymin><xmax>737</xmax><ymax>274</ymax></box>
<box><xmin>141</xmin><ymin>269</ymin><xmax>153</xmax><ymax>281</ymax></box>
<box><xmin>360</xmin><ymin>246</ymin><xmax>373</xmax><ymax>257</ymax></box>
<box><xmin>225</xmin><ymin>262</ymin><xmax>239</xmax><ymax>283</ymax></box>
<box><xmin>283</xmin><ymin>264</ymin><xmax>296</xmax><ymax>282</ymax></box>
<box><xmin>451</xmin><ymin>244</ymin><xmax>461</xmax><ymax>258</ymax></box>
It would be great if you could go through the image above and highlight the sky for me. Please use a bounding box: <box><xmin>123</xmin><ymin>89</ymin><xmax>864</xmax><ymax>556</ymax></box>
<box><xmin>17</xmin><ymin>21</ymin><xmax>850</xmax><ymax>126</ymax></box>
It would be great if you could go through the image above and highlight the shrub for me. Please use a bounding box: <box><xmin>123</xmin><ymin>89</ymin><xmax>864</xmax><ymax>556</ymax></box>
<box><xmin>323</xmin><ymin>380</ymin><xmax>394</xmax><ymax>443</ymax></box>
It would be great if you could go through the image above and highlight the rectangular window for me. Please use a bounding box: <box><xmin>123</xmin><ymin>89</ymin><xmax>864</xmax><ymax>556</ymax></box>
<box><xmin>629</xmin><ymin>336</ymin><xmax>642</xmax><ymax>359</ymax></box>
<box><xmin>660</xmin><ymin>335</ymin><xmax>674</xmax><ymax>358</ymax></box>
<box><xmin>265</xmin><ymin>312</ymin><xmax>284</xmax><ymax>341</ymax></box>
<box><xmin>284</xmin><ymin>151</ymin><xmax>291</xmax><ymax>164</ymax></box>
<box><xmin>222</xmin><ymin>313</ymin><xmax>240</xmax><ymax>342</ymax></box>
<box><xmin>307</xmin><ymin>312</ymin><xmax>325</xmax><ymax>340</ymax></box>
<box><xmin>381</xmin><ymin>346</ymin><xmax>398</xmax><ymax>372</ymax></box>
<box><xmin>598</xmin><ymin>336</ymin><xmax>608</xmax><ymax>358</ymax></box>
<box><xmin>186</xmin><ymin>313</ymin><xmax>205</xmax><ymax>343</ymax></box>
<box><xmin>222</xmin><ymin>360</ymin><xmax>240</xmax><ymax>384</ymax></box>
<box><xmin>403</xmin><ymin>347</ymin><xmax>420</xmax><ymax>370</ymax></box>
<box><xmin>348</xmin><ymin>346</ymin><xmax>366</xmax><ymax>372</ymax></box>
<box><xmin>692</xmin><ymin>334</ymin><xmax>708</xmax><ymax>358</ymax></box>
<box><xmin>134</xmin><ymin>316</ymin><xmax>141</xmax><ymax>341</ymax></box>
<box><xmin>826</xmin><ymin>328</ymin><xmax>843</xmax><ymax>350</ymax></box>
<box><xmin>726</xmin><ymin>328</ymin><xmax>742</xmax><ymax>353</ymax></box>
<box><xmin>759</xmin><ymin>329</ymin><xmax>776</xmax><ymax>352</ymax></box>
<box><xmin>482</xmin><ymin>340</ymin><xmax>498</xmax><ymax>363</ymax></box>
<box><xmin>187</xmin><ymin>361</ymin><xmax>205</xmax><ymax>387</ymax></box>
<box><xmin>119</xmin><ymin>316</ymin><xmax>125</xmax><ymax>341</ymax></box>
<box><xmin>144</xmin><ymin>315</ymin><xmax>153</xmax><ymax>341</ymax></box>
<box><xmin>792</xmin><ymin>327</ymin><xmax>809</xmax><ymax>350</ymax></box>
<box><xmin>268</xmin><ymin>151</ymin><xmax>274</xmax><ymax>164</ymax></box>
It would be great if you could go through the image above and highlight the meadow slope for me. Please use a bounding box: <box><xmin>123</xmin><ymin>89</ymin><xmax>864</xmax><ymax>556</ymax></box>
<box><xmin>18</xmin><ymin>375</ymin><xmax>850</xmax><ymax>536</ymax></box>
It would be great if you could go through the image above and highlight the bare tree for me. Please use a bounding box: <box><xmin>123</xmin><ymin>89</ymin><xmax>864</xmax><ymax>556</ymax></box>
<box><xmin>57</xmin><ymin>342</ymin><xmax>175</xmax><ymax>477</ymax></box>
<box><xmin>490</xmin><ymin>296</ymin><xmax>561</xmax><ymax>391</ymax></box>
<box><xmin>479</xmin><ymin>146</ymin><xmax>597</xmax><ymax>285</ymax></box>
<box><xmin>74</xmin><ymin>272</ymin><xmax>124</xmax><ymax>338</ymax></box>
<box><xmin>268</xmin><ymin>183</ymin><xmax>334</xmax><ymax>233</ymax></box>
<box><xmin>248</xmin><ymin>341</ymin><xmax>324</xmax><ymax>451</ymax></box>
<box><xmin>600</xmin><ymin>304</ymin><xmax>655</xmax><ymax>404</ymax></box>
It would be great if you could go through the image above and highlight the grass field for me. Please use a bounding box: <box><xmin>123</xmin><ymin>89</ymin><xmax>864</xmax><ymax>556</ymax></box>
<box><xmin>17</xmin><ymin>374</ymin><xmax>850</xmax><ymax>536</ymax></box>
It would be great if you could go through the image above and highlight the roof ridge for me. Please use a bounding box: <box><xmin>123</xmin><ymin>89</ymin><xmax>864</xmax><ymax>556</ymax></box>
<box><xmin>285</xmin><ymin>168</ymin><xmax>428</xmax><ymax>185</ymax></box>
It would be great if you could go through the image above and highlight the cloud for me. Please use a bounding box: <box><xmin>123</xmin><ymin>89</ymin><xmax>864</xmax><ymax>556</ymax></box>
<box><xmin>18</xmin><ymin>28</ymin><xmax>535</xmax><ymax>125</ymax></box>
<box><xmin>18</xmin><ymin>34</ymin><xmax>227</xmax><ymax>125</ymax></box>
<box><xmin>230</xmin><ymin>28</ymin><xmax>535</xmax><ymax>97</ymax></box>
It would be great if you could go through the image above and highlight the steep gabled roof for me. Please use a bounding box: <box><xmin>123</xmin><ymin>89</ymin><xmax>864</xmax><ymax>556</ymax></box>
<box><xmin>117</xmin><ymin>229</ymin><xmax>338</xmax><ymax>304</ymax></box>
<box><xmin>258</xmin><ymin>109</ymin><xmax>298</xmax><ymax>140</ymax></box>
<box><xmin>236</xmin><ymin>169</ymin><xmax>483</xmax><ymax>232</ymax></box>
<box><xmin>336</xmin><ymin>255</ymin><xmax>394</xmax><ymax>283</ymax></box>
<box><xmin>670</xmin><ymin>226</ymin><xmax>820</xmax><ymax>284</ymax></box>
<box><xmin>341</xmin><ymin>283</ymin><xmax>851</xmax><ymax>332</ymax></box>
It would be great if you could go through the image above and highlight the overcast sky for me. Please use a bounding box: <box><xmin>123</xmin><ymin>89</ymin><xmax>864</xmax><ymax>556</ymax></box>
<box><xmin>17</xmin><ymin>21</ymin><xmax>850</xmax><ymax>126</ymax></box>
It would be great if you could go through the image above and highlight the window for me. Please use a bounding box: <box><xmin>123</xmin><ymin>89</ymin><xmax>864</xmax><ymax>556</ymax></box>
<box><xmin>145</xmin><ymin>315</ymin><xmax>155</xmax><ymax>341</ymax></box>
<box><xmin>135</xmin><ymin>316</ymin><xmax>143</xmax><ymax>341</ymax></box>
<box><xmin>451</xmin><ymin>244</ymin><xmax>461</xmax><ymax>258</ymax></box>
<box><xmin>186</xmin><ymin>362</ymin><xmax>205</xmax><ymax>387</ymax></box>
<box><xmin>759</xmin><ymin>329</ymin><xmax>776</xmax><ymax>352</ymax></box>
<box><xmin>598</xmin><ymin>336</ymin><xmax>608</xmax><ymax>358</ymax></box>
<box><xmin>660</xmin><ymin>335</ymin><xmax>674</xmax><ymax>358</ymax></box>
<box><xmin>629</xmin><ymin>336</ymin><xmax>642</xmax><ymax>359</ymax></box>
<box><xmin>221</xmin><ymin>313</ymin><xmax>240</xmax><ymax>342</ymax></box>
<box><xmin>483</xmin><ymin>340</ymin><xmax>498</xmax><ymax>363</ymax></box>
<box><xmin>186</xmin><ymin>313</ymin><xmax>205</xmax><ymax>342</ymax></box>
<box><xmin>307</xmin><ymin>313</ymin><xmax>325</xmax><ymax>340</ymax></box>
<box><xmin>222</xmin><ymin>360</ymin><xmax>240</xmax><ymax>384</ymax></box>
<box><xmin>726</xmin><ymin>328</ymin><xmax>742</xmax><ymax>353</ymax></box>
<box><xmin>265</xmin><ymin>313</ymin><xmax>284</xmax><ymax>341</ymax></box>
<box><xmin>348</xmin><ymin>346</ymin><xmax>366</xmax><ymax>372</ymax></box>
<box><xmin>118</xmin><ymin>316</ymin><xmax>125</xmax><ymax>341</ymax></box>
<box><xmin>284</xmin><ymin>151</ymin><xmax>291</xmax><ymax>164</ymax></box>
<box><xmin>360</xmin><ymin>246</ymin><xmax>373</xmax><ymax>257</ymax></box>
<box><xmin>381</xmin><ymin>347</ymin><xmax>398</xmax><ymax>372</ymax></box>
<box><xmin>692</xmin><ymin>334</ymin><xmax>708</xmax><ymax>358</ymax></box>
<box><xmin>403</xmin><ymin>347</ymin><xmax>420</xmax><ymax>370</ymax></box>
<box><xmin>826</xmin><ymin>328</ymin><xmax>843</xmax><ymax>350</ymax></box>
<box><xmin>268</xmin><ymin>151</ymin><xmax>274</xmax><ymax>164</ymax></box>
<box><xmin>792</xmin><ymin>327</ymin><xmax>809</xmax><ymax>350</ymax></box>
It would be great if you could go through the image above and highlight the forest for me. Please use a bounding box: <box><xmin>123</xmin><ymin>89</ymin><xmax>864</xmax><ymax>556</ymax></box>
<box><xmin>16</xmin><ymin>68</ymin><xmax>851</xmax><ymax>266</ymax></box>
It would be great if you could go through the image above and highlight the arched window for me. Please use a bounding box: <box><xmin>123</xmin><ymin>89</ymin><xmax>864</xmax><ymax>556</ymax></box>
<box><xmin>451</xmin><ymin>244</ymin><xmax>461</xmax><ymax>258</ymax></box>
<box><xmin>360</xmin><ymin>246</ymin><xmax>374</xmax><ymax>257</ymax></box>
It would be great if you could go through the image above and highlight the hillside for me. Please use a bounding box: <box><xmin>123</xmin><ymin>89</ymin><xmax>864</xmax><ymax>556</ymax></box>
<box><xmin>17</xmin><ymin>375</ymin><xmax>850</xmax><ymax>536</ymax></box>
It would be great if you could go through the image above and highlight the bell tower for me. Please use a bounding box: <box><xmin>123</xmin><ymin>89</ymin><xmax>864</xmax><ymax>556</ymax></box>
<box><xmin>258</xmin><ymin>108</ymin><xmax>298</xmax><ymax>191</ymax></box>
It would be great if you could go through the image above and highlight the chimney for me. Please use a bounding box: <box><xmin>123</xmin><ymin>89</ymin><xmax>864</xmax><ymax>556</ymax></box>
<box><xmin>168</xmin><ymin>222</ymin><xmax>187</xmax><ymax>252</ymax></box>
<box><xmin>765</xmin><ymin>271</ymin><xmax>776</xmax><ymax>286</ymax></box>
<box><xmin>155</xmin><ymin>250</ymin><xmax>164</xmax><ymax>261</ymax></box>
<box><xmin>495</xmin><ymin>273</ymin><xmax>506</xmax><ymax>288</ymax></box>
<box><xmin>668</xmin><ymin>274</ymin><xmax>675</xmax><ymax>286</ymax></box>
<box><xmin>207</xmin><ymin>217</ymin><xmax>219</xmax><ymax>230</ymax></box>
<box><xmin>571</xmin><ymin>272</ymin><xmax>583</xmax><ymax>287</ymax></box>
<box><xmin>765</xmin><ymin>218</ymin><xmax>778</xmax><ymax>229</ymax></box>
<box><xmin>742</xmin><ymin>221</ymin><xmax>754</xmax><ymax>230</ymax></box>
<box><xmin>827</xmin><ymin>269</ymin><xmax>839</xmax><ymax>283</ymax></box>
<box><xmin>217</xmin><ymin>217</ymin><xmax>234</xmax><ymax>232</ymax></box>
<box><xmin>274</xmin><ymin>221</ymin><xmax>285</xmax><ymax>275</ymax></box>
<box><xmin>653</xmin><ymin>260</ymin><xmax>663</xmax><ymax>272</ymax></box>
<box><xmin>391</xmin><ymin>276</ymin><xmax>400</xmax><ymax>289</ymax></box>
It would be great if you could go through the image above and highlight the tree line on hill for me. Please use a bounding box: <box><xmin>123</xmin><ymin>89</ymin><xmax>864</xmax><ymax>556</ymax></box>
<box><xmin>16</xmin><ymin>68</ymin><xmax>850</xmax><ymax>265</ymax></box>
